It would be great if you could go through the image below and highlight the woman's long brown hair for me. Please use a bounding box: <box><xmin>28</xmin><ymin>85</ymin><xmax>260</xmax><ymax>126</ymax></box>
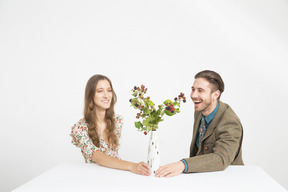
<box><xmin>84</xmin><ymin>74</ymin><xmax>118</xmax><ymax>149</ymax></box>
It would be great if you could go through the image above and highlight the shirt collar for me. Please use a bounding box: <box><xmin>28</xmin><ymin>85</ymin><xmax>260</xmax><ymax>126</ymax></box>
<box><xmin>201</xmin><ymin>102</ymin><xmax>219</xmax><ymax>124</ymax></box>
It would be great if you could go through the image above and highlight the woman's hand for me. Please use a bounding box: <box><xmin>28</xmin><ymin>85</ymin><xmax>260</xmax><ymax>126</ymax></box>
<box><xmin>130</xmin><ymin>161</ymin><xmax>151</xmax><ymax>176</ymax></box>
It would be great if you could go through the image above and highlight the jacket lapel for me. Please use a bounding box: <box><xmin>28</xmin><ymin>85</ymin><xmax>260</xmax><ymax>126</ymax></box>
<box><xmin>193</xmin><ymin>101</ymin><xmax>227</xmax><ymax>155</ymax></box>
<box><xmin>190</xmin><ymin>111</ymin><xmax>201</xmax><ymax>156</ymax></box>
<box><xmin>202</xmin><ymin>101</ymin><xmax>226</xmax><ymax>142</ymax></box>
<box><xmin>192</xmin><ymin>112</ymin><xmax>201</xmax><ymax>144</ymax></box>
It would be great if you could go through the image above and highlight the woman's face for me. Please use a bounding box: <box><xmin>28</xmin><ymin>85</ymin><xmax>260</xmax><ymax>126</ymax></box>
<box><xmin>94</xmin><ymin>79</ymin><xmax>113</xmax><ymax>111</ymax></box>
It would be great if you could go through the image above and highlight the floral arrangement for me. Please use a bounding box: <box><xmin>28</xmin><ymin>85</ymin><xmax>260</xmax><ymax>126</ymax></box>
<box><xmin>129</xmin><ymin>85</ymin><xmax>186</xmax><ymax>135</ymax></box>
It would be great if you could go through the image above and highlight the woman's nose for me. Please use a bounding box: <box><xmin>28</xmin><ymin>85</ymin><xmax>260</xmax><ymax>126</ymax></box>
<box><xmin>103</xmin><ymin>91</ymin><xmax>108</xmax><ymax>97</ymax></box>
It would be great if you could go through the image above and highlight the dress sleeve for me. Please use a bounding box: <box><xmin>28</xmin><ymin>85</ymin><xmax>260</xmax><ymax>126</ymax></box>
<box><xmin>115</xmin><ymin>114</ymin><xmax>123</xmax><ymax>139</ymax></box>
<box><xmin>70</xmin><ymin>120</ymin><xmax>99</xmax><ymax>162</ymax></box>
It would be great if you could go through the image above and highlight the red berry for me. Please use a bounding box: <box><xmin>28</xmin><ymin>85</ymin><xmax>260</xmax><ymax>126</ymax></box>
<box><xmin>144</xmin><ymin>131</ymin><xmax>147</xmax><ymax>135</ymax></box>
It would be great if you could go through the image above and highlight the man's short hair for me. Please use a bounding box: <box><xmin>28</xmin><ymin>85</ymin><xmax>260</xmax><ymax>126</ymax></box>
<box><xmin>195</xmin><ymin>70</ymin><xmax>225</xmax><ymax>100</ymax></box>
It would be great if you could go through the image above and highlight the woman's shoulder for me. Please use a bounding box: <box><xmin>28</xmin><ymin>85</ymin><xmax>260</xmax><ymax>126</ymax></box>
<box><xmin>114</xmin><ymin>114</ymin><xmax>123</xmax><ymax>137</ymax></box>
<box><xmin>71</xmin><ymin>118</ymin><xmax>89</xmax><ymax>132</ymax></box>
<box><xmin>115</xmin><ymin>114</ymin><xmax>123</xmax><ymax>120</ymax></box>
<box><xmin>114</xmin><ymin>114</ymin><xmax>123</xmax><ymax>124</ymax></box>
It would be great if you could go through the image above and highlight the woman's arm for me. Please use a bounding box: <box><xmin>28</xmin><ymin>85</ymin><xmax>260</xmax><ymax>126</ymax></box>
<box><xmin>71</xmin><ymin>118</ymin><xmax>150</xmax><ymax>175</ymax></box>
<box><xmin>92</xmin><ymin>151</ymin><xmax>151</xmax><ymax>176</ymax></box>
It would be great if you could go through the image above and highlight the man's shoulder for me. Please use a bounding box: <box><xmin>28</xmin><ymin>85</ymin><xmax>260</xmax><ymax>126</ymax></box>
<box><xmin>193</xmin><ymin>101</ymin><xmax>241</xmax><ymax>122</ymax></box>
<box><xmin>219</xmin><ymin>101</ymin><xmax>241</xmax><ymax>123</ymax></box>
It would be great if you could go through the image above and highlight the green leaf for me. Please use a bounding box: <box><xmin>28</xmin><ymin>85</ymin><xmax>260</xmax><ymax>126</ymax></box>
<box><xmin>154</xmin><ymin>105</ymin><xmax>162</xmax><ymax>116</ymax></box>
<box><xmin>131</xmin><ymin>98</ymin><xmax>140</xmax><ymax>109</ymax></box>
<box><xmin>146</xmin><ymin>99</ymin><xmax>155</xmax><ymax>107</ymax></box>
<box><xmin>143</xmin><ymin>119</ymin><xmax>150</xmax><ymax>126</ymax></box>
<box><xmin>152</xmin><ymin>125</ymin><xmax>158</xmax><ymax>131</ymax></box>
<box><xmin>165</xmin><ymin>110</ymin><xmax>176</xmax><ymax>116</ymax></box>
<box><xmin>132</xmin><ymin>92</ymin><xmax>137</xmax><ymax>97</ymax></box>
<box><xmin>135</xmin><ymin>121</ymin><xmax>143</xmax><ymax>128</ymax></box>
<box><xmin>143</xmin><ymin>107</ymin><xmax>150</xmax><ymax>115</ymax></box>
<box><xmin>173</xmin><ymin>102</ymin><xmax>180</xmax><ymax>107</ymax></box>
<box><xmin>155</xmin><ymin>116</ymin><xmax>162</xmax><ymax>124</ymax></box>
<box><xmin>163</xmin><ymin>99</ymin><xmax>172</xmax><ymax>105</ymax></box>
<box><xmin>147</xmin><ymin>126</ymin><xmax>151</xmax><ymax>132</ymax></box>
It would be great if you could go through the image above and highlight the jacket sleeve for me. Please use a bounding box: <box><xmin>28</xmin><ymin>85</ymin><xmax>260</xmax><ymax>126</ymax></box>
<box><xmin>183</xmin><ymin>113</ymin><xmax>243</xmax><ymax>173</ymax></box>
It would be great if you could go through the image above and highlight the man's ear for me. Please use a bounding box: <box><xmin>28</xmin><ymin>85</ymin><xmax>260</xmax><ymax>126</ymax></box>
<box><xmin>213</xmin><ymin>90</ymin><xmax>220</xmax><ymax>101</ymax></box>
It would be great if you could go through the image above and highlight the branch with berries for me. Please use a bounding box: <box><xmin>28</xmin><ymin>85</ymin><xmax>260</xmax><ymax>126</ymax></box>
<box><xmin>129</xmin><ymin>85</ymin><xmax>186</xmax><ymax>135</ymax></box>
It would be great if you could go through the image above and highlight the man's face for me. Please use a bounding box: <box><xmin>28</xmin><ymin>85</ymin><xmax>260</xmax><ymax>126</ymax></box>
<box><xmin>190</xmin><ymin>78</ymin><xmax>219</xmax><ymax>116</ymax></box>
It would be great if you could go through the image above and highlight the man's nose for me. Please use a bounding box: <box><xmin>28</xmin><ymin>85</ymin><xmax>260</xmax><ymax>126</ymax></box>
<box><xmin>191</xmin><ymin>91</ymin><xmax>197</xmax><ymax>99</ymax></box>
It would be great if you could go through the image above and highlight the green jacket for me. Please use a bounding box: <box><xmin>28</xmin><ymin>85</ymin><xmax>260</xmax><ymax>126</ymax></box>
<box><xmin>184</xmin><ymin>101</ymin><xmax>244</xmax><ymax>173</ymax></box>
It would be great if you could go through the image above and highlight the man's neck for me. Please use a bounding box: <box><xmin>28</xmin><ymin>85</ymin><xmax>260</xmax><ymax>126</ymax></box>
<box><xmin>202</xmin><ymin>101</ymin><xmax>219</xmax><ymax>116</ymax></box>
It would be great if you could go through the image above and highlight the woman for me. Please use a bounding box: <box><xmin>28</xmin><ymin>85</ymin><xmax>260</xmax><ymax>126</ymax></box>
<box><xmin>70</xmin><ymin>74</ymin><xmax>151</xmax><ymax>176</ymax></box>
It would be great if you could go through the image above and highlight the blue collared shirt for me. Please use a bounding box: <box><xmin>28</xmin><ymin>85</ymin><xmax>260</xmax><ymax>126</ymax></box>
<box><xmin>181</xmin><ymin>102</ymin><xmax>219</xmax><ymax>173</ymax></box>
<box><xmin>196</xmin><ymin>102</ymin><xmax>219</xmax><ymax>148</ymax></box>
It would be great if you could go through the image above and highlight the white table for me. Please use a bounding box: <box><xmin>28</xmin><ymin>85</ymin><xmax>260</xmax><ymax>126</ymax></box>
<box><xmin>12</xmin><ymin>163</ymin><xmax>287</xmax><ymax>192</ymax></box>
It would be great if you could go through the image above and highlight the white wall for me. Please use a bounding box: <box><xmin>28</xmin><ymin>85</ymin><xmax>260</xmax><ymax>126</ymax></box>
<box><xmin>1</xmin><ymin>0</ymin><xmax>288</xmax><ymax>191</ymax></box>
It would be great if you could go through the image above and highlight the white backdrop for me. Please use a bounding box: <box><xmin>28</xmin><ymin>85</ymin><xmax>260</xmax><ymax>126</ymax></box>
<box><xmin>1</xmin><ymin>0</ymin><xmax>288</xmax><ymax>191</ymax></box>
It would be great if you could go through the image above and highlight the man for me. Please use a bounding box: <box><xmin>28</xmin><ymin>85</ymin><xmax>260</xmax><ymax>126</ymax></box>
<box><xmin>156</xmin><ymin>70</ymin><xmax>244</xmax><ymax>177</ymax></box>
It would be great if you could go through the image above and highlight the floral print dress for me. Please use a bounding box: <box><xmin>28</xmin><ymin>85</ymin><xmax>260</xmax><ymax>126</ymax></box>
<box><xmin>70</xmin><ymin>114</ymin><xmax>123</xmax><ymax>163</ymax></box>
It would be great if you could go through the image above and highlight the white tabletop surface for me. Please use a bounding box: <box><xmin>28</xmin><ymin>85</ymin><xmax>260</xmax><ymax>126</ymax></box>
<box><xmin>12</xmin><ymin>163</ymin><xmax>287</xmax><ymax>192</ymax></box>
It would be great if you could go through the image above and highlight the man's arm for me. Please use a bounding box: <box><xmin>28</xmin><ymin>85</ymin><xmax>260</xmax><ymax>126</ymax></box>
<box><xmin>184</xmin><ymin>116</ymin><xmax>243</xmax><ymax>173</ymax></box>
<box><xmin>156</xmin><ymin>114</ymin><xmax>243</xmax><ymax>177</ymax></box>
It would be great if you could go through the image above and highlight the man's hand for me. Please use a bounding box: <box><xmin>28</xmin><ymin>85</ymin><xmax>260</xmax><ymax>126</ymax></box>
<box><xmin>155</xmin><ymin>161</ymin><xmax>185</xmax><ymax>177</ymax></box>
